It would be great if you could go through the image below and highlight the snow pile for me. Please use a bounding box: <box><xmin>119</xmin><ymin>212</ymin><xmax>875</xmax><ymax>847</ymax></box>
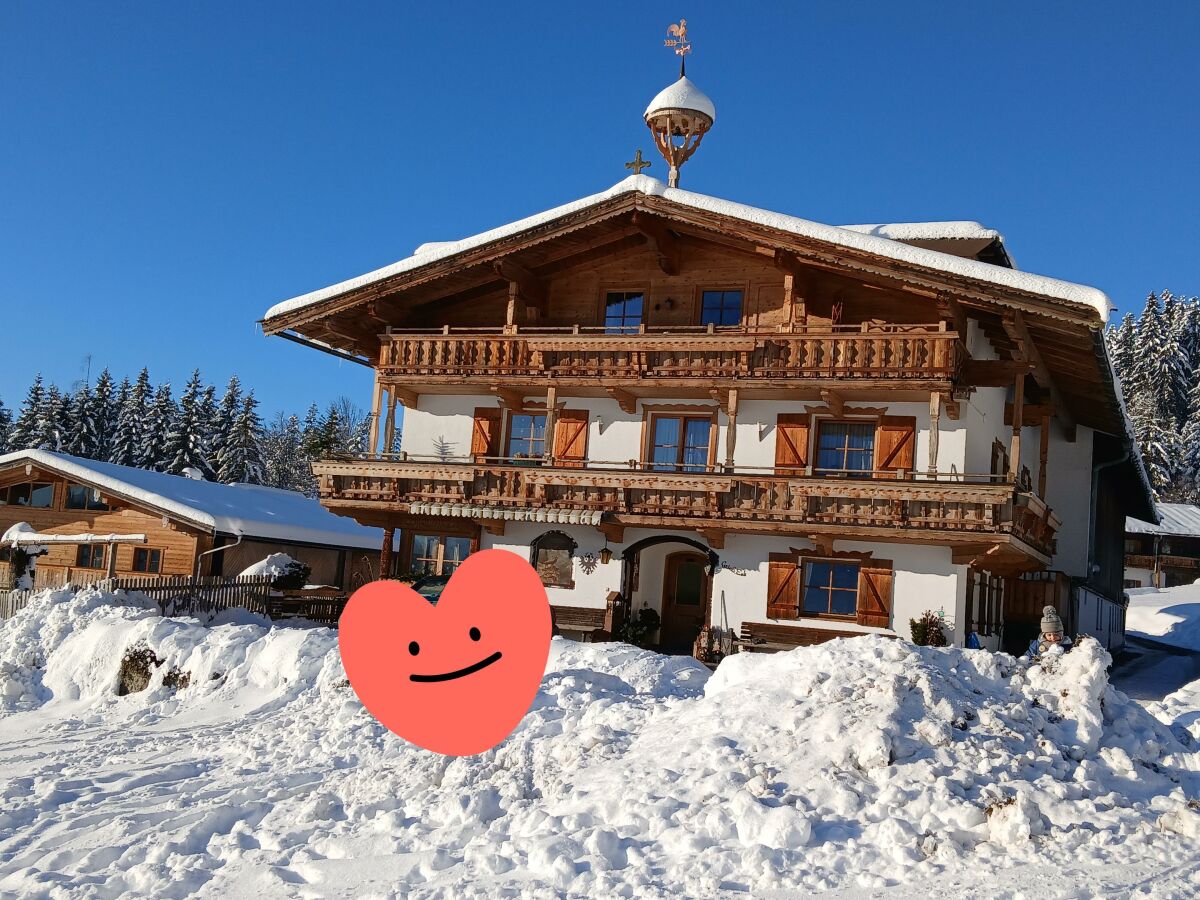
<box><xmin>238</xmin><ymin>552</ymin><xmax>297</xmax><ymax>579</ymax></box>
<box><xmin>3</xmin><ymin>589</ymin><xmax>1200</xmax><ymax>896</ymax></box>
<box><xmin>1127</xmin><ymin>580</ymin><xmax>1200</xmax><ymax>650</ymax></box>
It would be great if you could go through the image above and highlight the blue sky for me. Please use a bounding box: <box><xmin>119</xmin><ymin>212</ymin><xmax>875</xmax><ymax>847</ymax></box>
<box><xmin>3</xmin><ymin>2</ymin><xmax>1197</xmax><ymax>418</ymax></box>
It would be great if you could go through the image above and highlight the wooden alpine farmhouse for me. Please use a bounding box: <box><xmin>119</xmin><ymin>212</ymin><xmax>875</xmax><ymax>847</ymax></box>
<box><xmin>258</xmin><ymin>57</ymin><xmax>1154</xmax><ymax>657</ymax></box>
<box><xmin>0</xmin><ymin>450</ymin><xmax>392</xmax><ymax>591</ymax></box>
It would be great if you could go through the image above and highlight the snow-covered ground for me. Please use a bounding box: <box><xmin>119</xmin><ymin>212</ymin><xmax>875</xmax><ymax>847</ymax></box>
<box><xmin>1127</xmin><ymin>580</ymin><xmax>1200</xmax><ymax>650</ymax></box>
<box><xmin>4</xmin><ymin>587</ymin><xmax>1200</xmax><ymax>898</ymax></box>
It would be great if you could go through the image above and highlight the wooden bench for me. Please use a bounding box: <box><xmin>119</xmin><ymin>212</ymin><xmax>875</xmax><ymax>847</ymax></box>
<box><xmin>551</xmin><ymin>605</ymin><xmax>608</xmax><ymax>639</ymax></box>
<box><xmin>738</xmin><ymin>622</ymin><xmax>894</xmax><ymax>653</ymax></box>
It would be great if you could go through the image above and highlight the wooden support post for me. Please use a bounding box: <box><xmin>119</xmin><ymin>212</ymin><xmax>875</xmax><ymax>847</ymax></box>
<box><xmin>505</xmin><ymin>282</ymin><xmax>520</xmax><ymax>332</ymax></box>
<box><xmin>782</xmin><ymin>272</ymin><xmax>795</xmax><ymax>327</ymax></box>
<box><xmin>724</xmin><ymin>388</ymin><xmax>738</xmax><ymax>471</ymax></box>
<box><xmin>1038</xmin><ymin>413</ymin><xmax>1050</xmax><ymax>498</ymax></box>
<box><xmin>106</xmin><ymin>542</ymin><xmax>118</xmax><ymax>578</ymax></box>
<box><xmin>380</xmin><ymin>528</ymin><xmax>395</xmax><ymax>578</ymax></box>
<box><xmin>382</xmin><ymin>387</ymin><xmax>397</xmax><ymax>455</ymax></box>
<box><xmin>543</xmin><ymin>385</ymin><xmax>557</xmax><ymax>463</ymax></box>
<box><xmin>929</xmin><ymin>392</ymin><xmax>941</xmax><ymax>476</ymax></box>
<box><xmin>1009</xmin><ymin>373</ymin><xmax>1024</xmax><ymax>481</ymax></box>
<box><xmin>368</xmin><ymin>373</ymin><xmax>384</xmax><ymax>454</ymax></box>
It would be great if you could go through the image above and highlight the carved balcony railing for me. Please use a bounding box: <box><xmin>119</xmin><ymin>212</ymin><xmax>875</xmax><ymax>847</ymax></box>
<box><xmin>1125</xmin><ymin>553</ymin><xmax>1200</xmax><ymax>570</ymax></box>
<box><xmin>314</xmin><ymin>455</ymin><xmax>1058</xmax><ymax>558</ymax></box>
<box><xmin>377</xmin><ymin>323</ymin><xmax>965</xmax><ymax>384</ymax></box>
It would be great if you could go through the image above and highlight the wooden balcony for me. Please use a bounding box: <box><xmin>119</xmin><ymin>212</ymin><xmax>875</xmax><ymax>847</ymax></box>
<box><xmin>377</xmin><ymin>324</ymin><xmax>965</xmax><ymax>388</ymax></box>
<box><xmin>314</xmin><ymin>455</ymin><xmax>1058</xmax><ymax>561</ymax></box>
<box><xmin>1125</xmin><ymin>554</ymin><xmax>1200</xmax><ymax>570</ymax></box>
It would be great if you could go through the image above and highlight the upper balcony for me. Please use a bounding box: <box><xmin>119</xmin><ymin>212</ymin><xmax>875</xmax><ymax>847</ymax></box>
<box><xmin>314</xmin><ymin>454</ymin><xmax>1059</xmax><ymax>565</ymax></box>
<box><xmin>376</xmin><ymin>323</ymin><xmax>965</xmax><ymax>393</ymax></box>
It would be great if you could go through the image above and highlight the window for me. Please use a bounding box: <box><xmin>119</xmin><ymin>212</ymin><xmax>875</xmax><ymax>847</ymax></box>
<box><xmin>700</xmin><ymin>289</ymin><xmax>743</xmax><ymax>326</ymax></box>
<box><xmin>530</xmin><ymin>531</ymin><xmax>576</xmax><ymax>588</ymax></box>
<box><xmin>604</xmin><ymin>291</ymin><xmax>644</xmax><ymax>333</ymax></box>
<box><xmin>75</xmin><ymin>545</ymin><xmax>106</xmax><ymax>569</ymax></box>
<box><xmin>411</xmin><ymin>534</ymin><xmax>472</xmax><ymax>576</ymax></box>
<box><xmin>815</xmin><ymin>421</ymin><xmax>874</xmax><ymax>475</ymax></box>
<box><xmin>507</xmin><ymin>414</ymin><xmax>546</xmax><ymax>461</ymax></box>
<box><xmin>66</xmin><ymin>484</ymin><xmax>110</xmax><ymax>511</ymax></box>
<box><xmin>133</xmin><ymin>548</ymin><xmax>163</xmax><ymax>573</ymax></box>
<box><xmin>649</xmin><ymin>415</ymin><xmax>711</xmax><ymax>472</ymax></box>
<box><xmin>0</xmin><ymin>482</ymin><xmax>54</xmax><ymax>508</ymax></box>
<box><xmin>1124</xmin><ymin>539</ymin><xmax>1139</xmax><ymax>554</ymax></box>
<box><xmin>802</xmin><ymin>560</ymin><xmax>859</xmax><ymax>617</ymax></box>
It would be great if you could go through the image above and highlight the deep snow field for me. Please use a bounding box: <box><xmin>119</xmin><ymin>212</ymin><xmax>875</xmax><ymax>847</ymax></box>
<box><xmin>4</xmin><ymin>588</ymin><xmax>1200</xmax><ymax>898</ymax></box>
<box><xmin>1127</xmin><ymin>580</ymin><xmax>1200</xmax><ymax>651</ymax></box>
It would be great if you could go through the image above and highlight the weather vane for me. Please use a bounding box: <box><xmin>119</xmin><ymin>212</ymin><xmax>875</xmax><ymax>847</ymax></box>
<box><xmin>664</xmin><ymin>19</ymin><xmax>691</xmax><ymax>75</ymax></box>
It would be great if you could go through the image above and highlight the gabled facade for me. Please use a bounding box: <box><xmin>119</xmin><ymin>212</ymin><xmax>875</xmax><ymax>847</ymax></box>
<box><xmin>260</xmin><ymin>176</ymin><xmax>1154</xmax><ymax>656</ymax></box>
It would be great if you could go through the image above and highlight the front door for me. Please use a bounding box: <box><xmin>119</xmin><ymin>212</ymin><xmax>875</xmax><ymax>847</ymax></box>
<box><xmin>661</xmin><ymin>551</ymin><xmax>709</xmax><ymax>654</ymax></box>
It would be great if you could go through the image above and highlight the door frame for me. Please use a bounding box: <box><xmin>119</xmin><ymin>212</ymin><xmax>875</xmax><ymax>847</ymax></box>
<box><xmin>660</xmin><ymin>549</ymin><xmax>712</xmax><ymax>653</ymax></box>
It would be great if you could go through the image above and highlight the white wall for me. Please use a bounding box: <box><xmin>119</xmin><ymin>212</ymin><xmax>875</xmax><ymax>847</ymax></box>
<box><xmin>400</xmin><ymin>393</ymin><xmax>493</xmax><ymax>459</ymax></box>
<box><xmin>1043</xmin><ymin>425</ymin><xmax>1095</xmax><ymax>578</ymax></box>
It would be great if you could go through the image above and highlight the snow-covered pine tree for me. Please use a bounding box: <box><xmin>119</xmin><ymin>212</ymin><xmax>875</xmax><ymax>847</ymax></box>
<box><xmin>209</xmin><ymin>375</ymin><xmax>243</xmax><ymax>471</ymax></box>
<box><xmin>163</xmin><ymin>369</ymin><xmax>215</xmax><ymax>478</ymax></box>
<box><xmin>1128</xmin><ymin>391</ymin><xmax>1177</xmax><ymax>499</ymax></box>
<box><xmin>142</xmin><ymin>383</ymin><xmax>177</xmax><ymax>471</ymax></box>
<box><xmin>217</xmin><ymin>391</ymin><xmax>265</xmax><ymax>484</ymax></box>
<box><xmin>107</xmin><ymin>377</ymin><xmax>132</xmax><ymax>464</ymax></box>
<box><xmin>300</xmin><ymin>403</ymin><xmax>322</xmax><ymax>459</ymax></box>
<box><xmin>88</xmin><ymin>368</ymin><xmax>118</xmax><ymax>461</ymax></box>
<box><xmin>1180</xmin><ymin>377</ymin><xmax>1200</xmax><ymax>504</ymax></box>
<box><xmin>1132</xmin><ymin>294</ymin><xmax>1171</xmax><ymax>422</ymax></box>
<box><xmin>8</xmin><ymin>375</ymin><xmax>46</xmax><ymax>452</ymax></box>
<box><xmin>113</xmin><ymin>369</ymin><xmax>152</xmax><ymax>467</ymax></box>
<box><xmin>197</xmin><ymin>383</ymin><xmax>219</xmax><ymax>471</ymax></box>
<box><xmin>46</xmin><ymin>387</ymin><xmax>74</xmax><ymax>452</ymax></box>
<box><xmin>63</xmin><ymin>384</ymin><xmax>98</xmax><ymax>458</ymax></box>
<box><xmin>1107</xmin><ymin>312</ymin><xmax>1137</xmax><ymax>388</ymax></box>
<box><xmin>0</xmin><ymin>396</ymin><xmax>11</xmax><ymax>454</ymax></box>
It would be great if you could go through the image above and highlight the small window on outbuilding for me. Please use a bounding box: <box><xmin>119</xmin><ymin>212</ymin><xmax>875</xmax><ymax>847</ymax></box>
<box><xmin>75</xmin><ymin>545</ymin><xmax>106</xmax><ymax>569</ymax></box>
<box><xmin>530</xmin><ymin>531</ymin><xmax>577</xmax><ymax>589</ymax></box>
<box><xmin>66</xmin><ymin>484</ymin><xmax>110</xmax><ymax>511</ymax></box>
<box><xmin>133</xmin><ymin>548</ymin><xmax>163</xmax><ymax>573</ymax></box>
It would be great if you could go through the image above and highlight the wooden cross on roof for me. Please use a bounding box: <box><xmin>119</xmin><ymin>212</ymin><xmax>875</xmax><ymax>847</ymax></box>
<box><xmin>625</xmin><ymin>149</ymin><xmax>651</xmax><ymax>175</ymax></box>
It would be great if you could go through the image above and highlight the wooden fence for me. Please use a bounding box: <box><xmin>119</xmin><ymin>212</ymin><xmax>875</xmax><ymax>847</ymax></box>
<box><xmin>1</xmin><ymin>576</ymin><xmax>350</xmax><ymax>627</ymax></box>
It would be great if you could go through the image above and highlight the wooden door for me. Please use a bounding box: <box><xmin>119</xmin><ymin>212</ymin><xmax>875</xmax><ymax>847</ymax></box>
<box><xmin>660</xmin><ymin>551</ymin><xmax>709</xmax><ymax>654</ymax></box>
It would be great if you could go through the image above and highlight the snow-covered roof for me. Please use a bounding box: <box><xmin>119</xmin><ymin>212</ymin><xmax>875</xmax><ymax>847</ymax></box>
<box><xmin>1128</xmin><ymin>503</ymin><xmax>1200</xmax><ymax>537</ymax></box>
<box><xmin>0</xmin><ymin>450</ymin><xmax>387</xmax><ymax>550</ymax></box>
<box><xmin>262</xmin><ymin>175</ymin><xmax>1113</xmax><ymax>324</ymax></box>
<box><xmin>838</xmin><ymin>221</ymin><xmax>1001</xmax><ymax>242</ymax></box>
<box><xmin>644</xmin><ymin>76</ymin><xmax>716</xmax><ymax>122</ymax></box>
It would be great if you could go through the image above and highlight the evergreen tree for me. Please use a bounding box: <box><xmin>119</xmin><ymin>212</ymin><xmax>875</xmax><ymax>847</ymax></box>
<box><xmin>263</xmin><ymin>413</ymin><xmax>312</xmax><ymax>493</ymax></box>
<box><xmin>112</xmin><ymin>369</ymin><xmax>151</xmax><ymax>467</ymax></box>
<box><xmin>142</xmin><ymin>383</ymin><xmax>177</xmax><ymax>470</ymax></box>
<box><xmin>217</xmin><ymin>391</ymin><xmax>265</xmax><ymax>484</ymax></box>
<box><xmin>1180</xmin><ymin>377</ymin><xmax>1200</xmax><ymax>503</ymax></box>
<box><xmin>163</xmin><ymin>369</ymin><xmax>215</xmax><ymax>478</ymax></box>
<box><xmin>0</xmin><ymin>396</ymin><xmax>11</xmax><ymax>455</ymax></box>
<box><xmin>209</xmin><ymin>375</ymin><xmax>243</xmax><ymax>471</ymax></box>
<box><xmin>107</xmin><ymin>377</ymin><xmax>132</xmax><ymax>464</ymax></box>
<box><xmin>63</xmin><ymin>384</ymin><xmax>98</xmax><ymax>458</ymax></box>
<box><xmin>46</xmin><ymin>387</ymin><xmax>73</xmax><ymax>452</ymax></box>
<box><xmin>88</xmin><ymin>368</ymin><xmax>118</xmax><ymax>461</ymax></box>
<box><xmin>8</xmin><ymin>375</ymin><xmax>45</xmax><ymax>452</ymax></box>
<box><xmin>300</xmin><ymin>403</ymin><xmax>322</xmax><ymax>458</ymax></box>
<box><xmin>1107</xmin><ymin>312</ymin><xmax>1137</xmax><ymax>388</ymax></box>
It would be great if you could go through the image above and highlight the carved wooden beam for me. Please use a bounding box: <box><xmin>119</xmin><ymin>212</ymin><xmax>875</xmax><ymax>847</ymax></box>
<box><xmin>1003</xmin><ymin>311</ymin><xmax>1076</xmax><ymax>441</ymax></box>
<box><xmin>819</xmin><ymin>389</ymin><xmax>845</xmax><ymax>417</ymax></box>
<box><xmin>1004</xmin><ymin>402</ymin><xmax>1055</xmax><ymax>427</ymax></box>
<box><xmin>699</xmin><ymin>528</ymin><xmax>725</xmax><ymax>550</ymax></box>
<box><xmin>632</xmin><ymin>212</ymin><xmax>680</xmax><ymax>276</ymax></box>
<box><xmin>390</xmin><ymin>387</ymin><xmax>420</xmax><ymax>409</ymax></box>
<box><xmin>598</xmin><ymin>521</ymin><xmax>625</xmax><ymax>544</ymax></box>
<box><xmin>606</xmin><ymin>387</ymin><xmax>637</xmax><ymax>414</ymax></box>
<box><xmin>490</xmin><ymin>386</ymin><xmax>527</xmax><ymax>411</ymax></box>
<box><xmin>493</xmin><ymin>258</ymin><xmax>547</xmax><ymax>308</ymax></box>
<box><xmin>480</xmin><ymin>520</ymin><xmax>506</xmax><ymax>536</ymax></box>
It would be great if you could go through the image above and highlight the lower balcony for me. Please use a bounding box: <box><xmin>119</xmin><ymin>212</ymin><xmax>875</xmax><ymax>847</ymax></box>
<box><xmin>314</xmin><ymin>456</ymin><xmax>1059</xmax><ymax>564</ymax></box>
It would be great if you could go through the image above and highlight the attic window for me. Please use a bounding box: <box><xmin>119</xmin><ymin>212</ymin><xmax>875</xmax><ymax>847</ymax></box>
<box><xmin>0</xmin><ymin>482</ymin><xmax>53</xmax><ymax>508</ymax></box>
<box><xmin>66</xmin><ymin>484</ymin><xmax>110</xmax><ymax>511</ymax></box>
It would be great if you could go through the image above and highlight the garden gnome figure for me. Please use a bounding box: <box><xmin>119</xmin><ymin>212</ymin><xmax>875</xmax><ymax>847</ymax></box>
<box><xmin>1026</xmin><ymin>605</ymin><xmax>1074</xmax><ymax>658</ymax></box>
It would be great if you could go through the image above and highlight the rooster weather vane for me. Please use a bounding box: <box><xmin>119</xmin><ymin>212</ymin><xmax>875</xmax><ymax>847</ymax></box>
<box><xmin>664</xmin><ymin>19</ymin><xmax>692</xmax><ymax>75</ymax></box>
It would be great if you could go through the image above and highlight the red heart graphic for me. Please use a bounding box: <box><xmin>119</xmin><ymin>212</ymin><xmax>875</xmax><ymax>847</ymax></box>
<box><xmin>338</xmin><ymin>548</ymin><xmax>552</xmax><ymax>756</ymax></box>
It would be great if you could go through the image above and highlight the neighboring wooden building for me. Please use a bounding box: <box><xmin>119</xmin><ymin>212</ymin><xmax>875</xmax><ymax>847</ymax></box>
<box><xmin>1125</xmin><ymin>503</ymin><xmax>1200</xmax><ymax>589</ymax></box>
<box><xmin>256</xmin><ymin>75</ymin><xmax>1154</xmax><ymax>656</ymax></box>
<box><xmin>0</xmin><ymin>450</ymin><xmax>390</xmax><ymax>590</ymax></box>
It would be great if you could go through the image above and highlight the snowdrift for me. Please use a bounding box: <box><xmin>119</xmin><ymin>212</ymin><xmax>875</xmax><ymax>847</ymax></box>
<box><xmin>1127</xmin><ymin>580</ymin><xmax>1200</xmax><ymax>651</ymax></box>
<box><xmin>3</xmin><ymin>587</ymin><xmax>1200</xmax><ymax>897</ymax></box>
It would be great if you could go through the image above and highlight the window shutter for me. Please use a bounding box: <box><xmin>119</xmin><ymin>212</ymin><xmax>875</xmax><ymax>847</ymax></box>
<box><xmin>875</xmin><ymin>416</ymin><xmax>916</xmax><ymax>477</ymax></box>
<box><xmin>766</xmin><ymin>552</ymin><xmax>800</xmax><ymax>619</ymax></box>
<box><xmin>471</xmin><ymin>407</ymin><xmax>501</xmax><ymax>458</ymax></box>
<box><xmin>856</xmin><ymin>560</ymin><xmax>894</xmax><ymax>629</ymax></box>
<box><xmin>775</xmin><ymin>414</ymin><xmax>810</xmax><ymax>473</ymax></box>
<box><xmin>553</xmin><ymin>409</ymin><xmax>588</xmax><ymax>468</ymax></box>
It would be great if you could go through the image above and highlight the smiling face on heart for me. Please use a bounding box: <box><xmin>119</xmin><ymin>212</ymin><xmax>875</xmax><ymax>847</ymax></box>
<box><xmin>338</xmin><ymin>548</ymin><xmax>552</xmax><ymax>756</ymax></box>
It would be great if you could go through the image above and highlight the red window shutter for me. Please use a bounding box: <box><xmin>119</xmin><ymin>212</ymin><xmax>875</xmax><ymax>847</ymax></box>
<box><xmin>775</xmin><ymin>414</ymin><xmax>810</xmax><ymax>473</ymax></box>
<box><xmin>767</xmin><ymin>552</ymin><xmax>800</xmax><ymax>619</ymax></box>
<box><xmin>553</xmin><ymin>409</ymin><xmax>588</xmax><ymax>468</ymax></box>
<box><xmin>471</xmin><ymin>407</ymin><xmax>501</xmax><ymax>458</ymax></box>
<box><xmin>875</xmin><ymin>416</ymin><xmax>916</xmax><ymax>477</ymax></box>
<box><xmin>856</xmin><ymin>560</ymin><xmax>894</xmax><ymax>629</ymax></box>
